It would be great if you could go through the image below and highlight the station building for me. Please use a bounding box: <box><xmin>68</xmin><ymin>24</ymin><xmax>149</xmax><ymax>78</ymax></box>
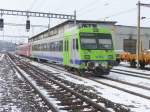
<box><xmin>29</xmin><ymin>20</ymin><xmax>150</xmax><ymax>54</ymax></box>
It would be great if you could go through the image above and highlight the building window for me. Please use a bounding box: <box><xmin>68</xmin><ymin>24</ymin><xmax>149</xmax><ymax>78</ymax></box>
<box><xmin>123</xmin><ymin>39</ymin><xmax>136</xmax><ymax>54</ymax></box>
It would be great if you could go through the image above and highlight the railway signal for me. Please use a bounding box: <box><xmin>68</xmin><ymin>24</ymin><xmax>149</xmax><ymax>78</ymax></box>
<box><xmin>0</xmin><ymin>18</ymin><xmax>4</xmax><ymax>30</ymax></box>
<box><xmin>26</xmin><ymin>20</ymin><xmax>30</xmax><ymax>32</ymax></box>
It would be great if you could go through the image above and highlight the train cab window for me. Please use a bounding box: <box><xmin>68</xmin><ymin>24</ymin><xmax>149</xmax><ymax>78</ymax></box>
<box><xmin>38</xmin><ymin>44</ymin><xmax>40</xmax><ymax>51</ymax></box>
<box><xmin>48</xmin><ymin>43</ymin><xmax>50</xmax><ymax>51</ymax></box>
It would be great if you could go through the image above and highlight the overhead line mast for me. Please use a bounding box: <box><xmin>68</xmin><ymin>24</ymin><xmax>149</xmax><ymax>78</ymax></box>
<box><xmin>0</xmin><ymin>8</ymin><xmax>76</xmax><ymax>32</ymax></box>
<box><xmin>0</xmin><ymin>9</ymin><xmax>75</xmax><ymax>19</ymax></box>
<box><xmin>136</xmin><ymin>1</ymin><xmax>150</xmax><ymax>69</ymax></box>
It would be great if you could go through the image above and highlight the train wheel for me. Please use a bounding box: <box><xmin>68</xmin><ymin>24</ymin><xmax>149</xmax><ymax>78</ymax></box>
<box><xmin>115</xmin><ymin>59</ymin><xmax>120</xmax><ymax>66</ymax></box>
<box><xmin>74</xmin><ymin>69</ymin><xmax>85</xmax><ymax>76</ymax></box>
<box><xmin>130</xmin><ymin>60</ymin><xmax>136</xmax><ymax>68</ymax></box>
<box><xmin>74</xmin><ymin>69</ymin><xmax>81</xmax><ymax>76</ymax></box>
<box><xmin>140</xmin><ymin>61</ymin><xmax>145</xmax><ymax>69</ymax></box>
<box><xmin>93</xmin><ymin>67</ymin><xmax>104</xmax><ymax>76</ymax></box>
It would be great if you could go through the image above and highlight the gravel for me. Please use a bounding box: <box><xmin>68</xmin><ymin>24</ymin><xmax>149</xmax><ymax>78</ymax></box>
<box><xmin>0</xmin><ymin>55</ymin><xmax>51</xmax><ymax>112</ymax></box>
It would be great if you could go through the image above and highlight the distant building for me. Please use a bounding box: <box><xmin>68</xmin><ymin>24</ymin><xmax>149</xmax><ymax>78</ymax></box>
<box><xmin>113</xmin><ymin>25</ymin><xmax>150</xmax><ymax>53</ymax></box>
<box><xmin>29</xmin><ymin>20</ymin><xmax>150</xmax><ymax>54</ymax></box>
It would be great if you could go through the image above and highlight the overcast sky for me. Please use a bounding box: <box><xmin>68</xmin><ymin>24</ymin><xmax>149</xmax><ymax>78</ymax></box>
<box><xmin>0</xmin><ymin>0</ymin><xmax>150</xmax><ymax>43</ymax></box>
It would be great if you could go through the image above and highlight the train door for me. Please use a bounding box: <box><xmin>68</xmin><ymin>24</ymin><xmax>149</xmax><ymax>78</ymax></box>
<box><xmin>72</xmin><ymin>36</ymin><xmax>79</xmax><ymax>67</ymax></box>
<box><xmin>63</xmin><ymin>34</ymin><xmax>71</xmax><ymax>66</ymax></box>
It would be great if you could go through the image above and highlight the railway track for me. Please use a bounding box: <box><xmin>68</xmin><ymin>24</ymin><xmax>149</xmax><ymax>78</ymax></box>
<box><xmin>112</xmin><ymin>68</ymin><xmax>150</xmax><ymax>76</ymax></box>
<box><xmin>89</xmin><ymin>77</ymin><xmax>150</xmax><ymax>100</ymax></box>
<box><xmin>36</xmin><ymin>60</ymin><xmax>150</xmax><ymax>101</ymax></box>
<box><xmin>119</xmin><ymin>63</ymin><xmax>150</xmax><ymax>71</ymax></box>
<box><xmin>111</xmin><ymin>68</ymin><xmax>150</xmax><ymax>80</ymax></box>
<box><xmin>7</xmin><ymin>54</ymin><xmax>130</xmax><ymax>112</ymax></box>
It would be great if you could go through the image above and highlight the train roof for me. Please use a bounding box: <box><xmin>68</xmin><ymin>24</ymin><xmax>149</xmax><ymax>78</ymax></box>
<box><xmin>29</xmin><ymin>20</ymin><xmax>117</xmax><ymax>40</ymax></box>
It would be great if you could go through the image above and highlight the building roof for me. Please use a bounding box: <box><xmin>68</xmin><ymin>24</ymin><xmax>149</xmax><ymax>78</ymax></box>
<box><xmin>29</xmin><ymin>19</ymin><xmax>117</xmax><ymax>40</ymax></box>
<box><xmin>116</xmin><ymin>25</ymin><xmax>150</xmax><ymax>29</ymax></box>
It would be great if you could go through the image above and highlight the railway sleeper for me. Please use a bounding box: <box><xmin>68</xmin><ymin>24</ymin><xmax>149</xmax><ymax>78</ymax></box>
<box><xmin>56</xmin><ymin>96</ymin><xmax>78</xmax><ymax>101</ymax></box>
<box><xmin>57</xmin><ymin>100</ymin><xmax>84</xmax><ymax>105</ymax></box>
<box><xmin>79</xmin><ymin>110</ymin><xmax>98</xmax><ymax>112</ymax></box>
<box><xmin>48</xmin><ymin>91</ymin><xmax>68</xmax><ymax>95</ymax></box>
<box><xmin>50</xmin><ymin>93</ymin><xmax>73</xmax><ymax>98</ymax></box>
<box><xmin>60</xmin><ymin>104</ymin><xmax>90</xmax><ymax>110</ymax></box>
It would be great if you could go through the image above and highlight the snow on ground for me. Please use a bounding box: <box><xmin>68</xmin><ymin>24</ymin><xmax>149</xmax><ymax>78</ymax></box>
<box><xmin>0</xmin><ymin>54</ymin><xmax>51</xmax><ymax>112</ymax></box>
<box><xmin>105</xmin><ymin>72</ymin><xmax>150</xmax><ymax>89</ymax></box>
<box><xmin>114</xmin><ymin>62</ymin><xmax>150</xmax><ymax>74</ymax></box>
<box><xmin>110</xmin><ymin>62</ymin><xmax>150</xmax><ymax>87</ymax></box>
<box><xmin>0</xmin><ymin>54</ymin><xmax>5</xmax><ymax>61</ymax></box>
<box><xmin>93</xmin><ymin>77</ymin><xmax>150</xmax><ymax>96</ymax></box>
<box><xmin>29</xmin><ymin>61</ymin><xmax>150</xmax><ymax>112</ymax></box>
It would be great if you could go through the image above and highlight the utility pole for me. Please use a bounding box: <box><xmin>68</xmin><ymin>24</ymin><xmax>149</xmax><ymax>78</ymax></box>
<box><xmin>137</xmin><ymin>1</ymin><xmax>141</xmax><ymax>69</ymax></box>
<box><xmin>136</xmin><ymin>1</ymin><xmax>150</xmax><ymax>69</ymax></box>
<box><xmin>74</xmin><ymin>10</ymin><xmax>76</xmax><ymax>26</ymax></box>
<box><xmin>48</xmin><ymin>17</ymin><xmax>50</xmax><ymax>37</ymax></box>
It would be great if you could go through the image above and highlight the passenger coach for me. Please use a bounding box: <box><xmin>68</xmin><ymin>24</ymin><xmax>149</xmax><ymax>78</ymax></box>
<box><xmin>30</xmin><ymin>23</ymin><xmax>116</xmax><ymax>75</ymax></box>
<box><xmin>16</xmin><ymin>43</ymin><xmax>31</xmax><ymax>57</ymax></box>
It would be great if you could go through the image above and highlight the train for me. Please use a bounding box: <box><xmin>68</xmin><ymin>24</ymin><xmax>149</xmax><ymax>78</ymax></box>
<box><xmin>16</xmin><ymin>26</ymin><xmax>116</xmax><ymax>76</ymax></box>
<box><xmin>16</xmin><ymin>43</ymin><xmax>31</xmax><ymax>57</ymax></box>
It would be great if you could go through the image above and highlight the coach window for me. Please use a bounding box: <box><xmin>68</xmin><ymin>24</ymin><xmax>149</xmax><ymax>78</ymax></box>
<box><xmin>48</xmin><ymin>43</ymin><xmax>50</xmax><ymax>51</ymax></box>
<box><xmin>39</xmin><ymin>44</ymin><xmax>42</xmax><ymax>51</ymax></box>
<box><xmin>56</xmin><ymin>42</ymin><xmax>59</xmax><ymax>51</ymax></box>
<box><xmin>51</xmin><ymin>43</ymin><xmax>53</xmax><ymax>51</ymax></box>
<box><xmin>60</xmin><ymin>41</ymin><xmax>63</xmax><ymax>51</ymax></box>
<box><xmin>52</xmin><ymin>42</ymin><xmax>55</xmax><ymax>51</ymax></box>
<box><xmin>73</xmin><ymin>39</ymin><xmax>75</xmax><ymax>49</ymax></box>
<box><xmin>40</xmin><ymin>44</ymin><xmax>42</xmax><ymax>51</ymax></box>
<box><xmin>32</xmin><ymin>45</ymin><xmax>34</xmax><ymax>51</ymax></box>
<box><xmin>44</xmin><ymin>44</ymin><xmax>46</xmax><ymax>51</ymax></box>
<box><xmin>46</xmin><ymin>43</ymin><xmax>48</xmax><ymax>51</ymax></box>
<box><xmin>76</xmin><ymin>39</ymin><xmax>78</xmax><ymax>50</ymax></box>
<box><xmin>54</xmin><ymin>42</ymin><xmax>57</xmax><ymax>51</ymax></box>
<box><xmin>49</xmin><ymin>43</ymin><xmax>51</xmax><ymax>51</ymax></box>
<box><xmin>40</xmin><ymin>44</ymin><xmax>43</xmax><ymax>51</ymax></box>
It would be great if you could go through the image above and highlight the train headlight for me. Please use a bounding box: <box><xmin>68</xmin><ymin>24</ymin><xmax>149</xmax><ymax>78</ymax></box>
<box><xmin>95</xmin><ymin>63</ymin><xmax>99</xmax><ymax>67</ymax></box>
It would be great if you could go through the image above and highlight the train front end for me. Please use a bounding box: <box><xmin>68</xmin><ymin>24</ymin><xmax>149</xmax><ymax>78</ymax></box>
<box><xmin>78</xmin><ymin>27</ymin><xmax>115</xmax><ymax>75</ymax></box>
